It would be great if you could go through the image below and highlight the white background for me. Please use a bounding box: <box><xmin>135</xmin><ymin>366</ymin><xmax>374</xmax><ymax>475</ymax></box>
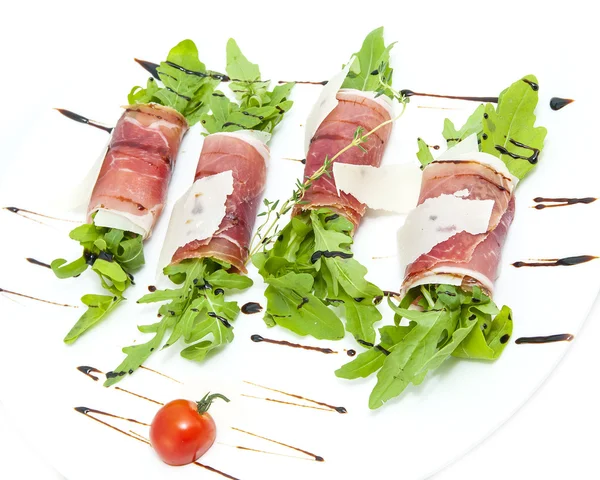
<box><xmin>1</xmin><ymin>0</ymin><xmax>599</xmax><ymax>478</ymax></box>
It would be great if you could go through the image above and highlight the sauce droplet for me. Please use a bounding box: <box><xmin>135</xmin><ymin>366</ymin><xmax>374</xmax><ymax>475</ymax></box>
<box><xmin>515</xmin><ymin>334</ymin><xmax>574</xmax><ymax>344</ymax></box>
<box><xmin>241</xmin><ymin>302</ymin><xmax>263</xmax><ymax>314</ymax></box>
<box><xmin>549</xmin><ymin>97</ymin><xmax>574</xmax><ymax>111</ymax></box>
<box><xmin>512</xmin><ymin>255</ymin><xmax>597</xmax><ymax>268</ymax></box>
<box><xmin>250</xmin><ymin>334</ymin><xmax>337</xmax><ymax>354</ymax></box>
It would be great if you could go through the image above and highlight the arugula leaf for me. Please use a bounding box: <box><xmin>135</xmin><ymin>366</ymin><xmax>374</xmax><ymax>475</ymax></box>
<box><xmin>341</xmin><ymin>27</ymin><xmax>395</xmax><ymax>97</ymax></box>
<box><xmin>64</xmin><ymin>294</ymin><xmax>123</xmax><ymax>344</ymax></box>
<box><xmin>416</xmin><ymin>138</ymin><xmax>435</xmax><ymax>167</ymax></box>
<box><xmin>442</xmin><ymin>104</ymin><xmax>485</xmax><ymax>148</ymax></box>
<box><xmin>52</xmin><ymin>223</ymin><xmax>145</xmax><ymax>343</ymax></box>
<box><xmin>104</xmin><ymin>258</ymin><xmax>252</xmax><ymax>386</ymax></box>
<box><xmin>128</xmin><ymin>39</ymin><xmax>222</xmax><ymax>126</ymax></box>
<box><xmin>481</xmin><ymin>75</ymin><xmax>547</xmax><ymax>180</ymax></box>
<box><xmin>199</xmin><ymin>39</ymin><xmax>294</xmax><ymax>135</ymax></box>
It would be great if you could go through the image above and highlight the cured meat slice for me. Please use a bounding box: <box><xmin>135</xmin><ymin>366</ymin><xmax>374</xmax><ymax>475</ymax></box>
<box><xmin>401</xmin><ymin>153</ymin><xmax>516</xmax><ymax>295</ymax></box>
<box><xmin>88</xmin><ymin>104</ymin><xmax>188</xmax><ymax>237</ymax></box>
<box><xmin>293</xmin><ymin>89</ymin><xmax>393</xmax><ymax>229</ymax></box>
<box><xmin>171</xmin><ymin>131</ymin><xmax>268</xmax><ymax>273</ymax></box>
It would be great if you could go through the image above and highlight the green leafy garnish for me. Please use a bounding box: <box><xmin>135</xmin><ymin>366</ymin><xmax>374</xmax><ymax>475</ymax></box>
<box><xmin>422</xmin><ymin>76</ymin><xmax>547</xmax><ymax>179</ymax></box>
<box><xmin>416</xmin><ymin>138</ymin><xmax>435</xmax><ymax>167</ymax></box>
<box><xmin>128</xmin><ymin>39</ymin><xmax>223</xmax><ymax>125</ymax></box>
<box><xmin>336</xmin><ymin>285</ymin><xmax>513</xmax><ymax>409</ymax></box>
<box><xmin>342</xmin><ymin>26</ymin><xmax>395</xmax><ymax>98</ymax></box>
<box><xmin>442</xmin><ymin>104</ymin><xmax>485</xmax><ymax>148</ymax></box>
<box><xmin>200</xmin><ymin>39</ymin><xmax>294</xmax><ymax>134</ymax></box>
<box><xmin>104</xmin><ymin>258</ymin><xmax>252</xmax><ymax>387</ymax></box>
<box><xmin>481</xmin><ymin>75</ymin><xmax>548</xmax><ymax>180</ymax></box>
<box><xmin>254</xmin><ymin>209</ymin><xmax>382</xmax><ymax>343</ymax></box>
<box><xmin>51</xmin><ymin>223</ymin><xmax>144</xmax><ymax>344</ymax></box>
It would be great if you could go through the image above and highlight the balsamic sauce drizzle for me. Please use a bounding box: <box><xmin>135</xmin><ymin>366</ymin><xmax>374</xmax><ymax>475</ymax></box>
<box><xmin>282</xmin><ymin>157</ymin><xmax>306</xmax><ymax>164</ymax></box>
<box><xmin>77</xmin><ymin>366</ymin><xmax>103</xmax><ymax>381</ymax></box>
<box><xmin>134</xmin><ymin>58</ymin><xmax>160</xmax><ymax>79</ymax></box>
<box><xmin>522</xmin><ymin>78</ymin><xmax>539</xmax><ymax>91</ymax></box>
<box><xmin>512</xmin><ymin>255</ymin><xmax>597</xmax><ymax>268</ymax></box>
<box><xmin>241</xmin><ymin>394</ymin><xmax>333</xmax><ymax>412</ymax></box>
<box><xmin>0</xmin><ymin>287</ymin><xmax>78</xmax><ymax>308</ymax></box>
<box><xmin>26</xmin><ymin>257</ymin><xmax>51</xmax><ymax>269</ymax></box>
<box><xmin>241</xmin><ymin>302</ymin><xmax>263</xmax><ymax>314</ymax></box>
<box><xmin>533</xmin><ymin>197</ymin><xmax>597</xmax><ymax>209</ymax></box>
<box><xmin>114</xmin><ymin>386</ymin><xmax>164</xmax><ymax>406</ymax></box>
<box><xmin>250</xmin><ymin>334</ymin><xmax>337</xmax><ymax>354</ymax></box>
<box><xmin>515</xmin><ymin>334</ymin><xmax>574</xmax><ymax>344</ymax></box>
<box><xmin>346</xmin><ymin>349</ymin><xmax>357</xmax><ymax>357</ymax></box>
<box><xmin>3</xmin><ymin>206</ymin><xmax>79</xmax><ymax>224</ymax></box>
<box><xmin>55</xmin><ymin>108</ymin><xmax>113</xmax><ymax>133</ymax></box>
<box><xmin>244</xmin><ymin>380</ymin><xmax>347</xmax><ymax>414</ymax></box>
<box><xmin>74</xmin><ymin>406</ymin><xmax>150</xmax><ymax>427</ymax></box>
<box><xmin>75</xmin><ymin>406</ymin><xmax>238</xmax><ymax>479</ymax></box>
<box><xmin>495</xmin><ymin>139</ymin><xmax>540</xmax><ymax>164</ymax></box>
<box><xmin>232</xmin><ymin>427</ymin><xmax>324</xmax><ymax>462</ymax></box>
<box><xmin>310</xmin><ymin>250</ymin><xmax>353</xmax><ymax>263</ymax></box>
<box><xmin>139</xmin><ymin>365</ymin><xmax>182</xmax><ymax>384</ymax></box>
<box><xmin>550</xmin><ymin>97</ymin><xmax>574</xmax><ymax>111</ymax></box>
<box><xmin>277</xmin><ymin>79</ymin><xmax>328</xmax><ymax>85</ymax></box>
<box><xmin>401</xmin><ymin>89</ymin><xmax>499</xmax><ymax>103</ymax></box>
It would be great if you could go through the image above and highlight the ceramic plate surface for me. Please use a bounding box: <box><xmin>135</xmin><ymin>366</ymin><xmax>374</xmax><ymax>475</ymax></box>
<box><xmin>0</xmin><ymin>2</ymin><xmax>598</xmax><ymax>479</ymax></box>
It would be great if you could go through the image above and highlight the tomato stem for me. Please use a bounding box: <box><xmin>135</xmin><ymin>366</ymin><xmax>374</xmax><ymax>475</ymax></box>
<box><xmin>196</xmin><ymin>392</ymin><xmax>230</xmax><ymax>414</ymax></box>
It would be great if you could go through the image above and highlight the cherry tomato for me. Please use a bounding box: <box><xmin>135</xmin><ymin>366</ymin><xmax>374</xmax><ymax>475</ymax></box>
<box><xmin>150</xmin><ymin>392</ymin><xmax>229</xmax><ymax>466</ymax></box>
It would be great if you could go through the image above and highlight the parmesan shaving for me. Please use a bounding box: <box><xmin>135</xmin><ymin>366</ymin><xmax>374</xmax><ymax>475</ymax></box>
<box><xmin>397</xmin><ymin>194</ymin><xmax>494</xmax><ymax>275</ymax></box>
<box><xmin>304</xmin><ymin>62</ymin><xmax>352</xmax><ymax>153</ymax></box>
<box><xmin>157</xmin><ymin>171</ymin><xmax>234</xmax><ymax>272</ymax></box>
<box><xmin>93</xmin><ymin>209</ymin><xmax>152</xmax><ymax>237</ymax></box>
<box><xmin>333</xmin><ymin>163</ymin><xmax>422</xmax><ymax>214</ymax></box>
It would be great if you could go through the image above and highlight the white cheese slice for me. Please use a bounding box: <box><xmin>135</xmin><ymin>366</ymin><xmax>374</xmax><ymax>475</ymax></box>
<box><xmin>397</xmin><ymin>193</ymin><xmax>494</xmax><ymax>275</ymax></box>
<box><xmin>333</xmin><ymin>163</ymin><xmax>421</xmax><ymax>214</ymax></box>
<box><xmin>157</xmin><ymin>170</ymin><xmax>234</xmax><ymax>272</ymax></box>
<box><xmin>93</xmin><ymin>209</ymin><xmax>151</xmax><ymax>237</ymax></box>
<box><xmin>304</xmin><ymin>62</ymin><xmax>352</xmax><ymax>153</ymax></box>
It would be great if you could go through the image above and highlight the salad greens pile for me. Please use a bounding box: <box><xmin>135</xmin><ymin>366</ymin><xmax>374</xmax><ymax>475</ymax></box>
<box><xmin>253</xmin><ymin>27</ymin><xmax>396</xmax><ymax>345</ymax></box>
<box><xmin>53</xmin><ymin>40</ymin><xmax>224</xmax><ymax>343</ymax></box>
<box><xmin>104</xmin><ymin>258</ymin><xmax>252</xmax><ymax>387</ymax></box>
<box><xmin>338</xmin><ymin>75</ymin><xmax>548</xmax><ymax>409</ymax></box>
<box><xmin>105</xmin><ymin>39</ymin><xmax>294</xmax><ymax>385</ymax></box>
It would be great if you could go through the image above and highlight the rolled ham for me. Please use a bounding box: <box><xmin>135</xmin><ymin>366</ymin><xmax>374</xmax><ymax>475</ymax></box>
<box><xmin>171</xmin><ymin>131</ymin><xmax>269</xmax><ymax>273</ymax></box>
<box><xmin>88</xmin><ymin>104</ymin><xmax>188</xmax><ymax>238</ymax></box>
<box><xmin>293</xmin><ymin>89</ymin><xmax>393</xmax><ymax>229</ymax></box>
<box><xmin>401</xmin><ymin>153</ymin><xmax>517</xmax><ymax>296</ymax></box>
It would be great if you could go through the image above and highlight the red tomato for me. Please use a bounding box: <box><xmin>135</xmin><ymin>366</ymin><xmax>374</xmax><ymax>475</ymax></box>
<box><xmin>150</xmin><ymin>393</ymin><xmax>229</xmax><ymax>466</ymax></box>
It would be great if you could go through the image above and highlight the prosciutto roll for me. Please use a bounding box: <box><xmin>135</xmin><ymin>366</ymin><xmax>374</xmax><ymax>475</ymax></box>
<box><xmin>294</xmin><ymin>89</ymin><xmax>393</xmax><ymax>229</ymax></box>
<box><xmin>88</xmin><ymin>104</ymin><xmax>188</xmax><ymax>237</ymax></box>
<box><xmin>401</xmin><ymin>154</ymin><xmax>517</xmax><ymax>295</ymax></box>
<box><xmin>171</xmin><ymin>131</ymin><xmax>269</xmax><ymax>273</ymax></box>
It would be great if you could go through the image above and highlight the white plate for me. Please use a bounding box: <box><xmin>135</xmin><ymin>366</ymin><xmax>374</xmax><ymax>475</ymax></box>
<box><xmin>1</xmin><ymin>2</ymin><xmax>599</xmax><ymax>480</ymax></box>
